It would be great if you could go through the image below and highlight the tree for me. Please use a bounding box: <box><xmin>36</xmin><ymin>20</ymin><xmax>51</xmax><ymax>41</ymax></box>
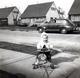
<box><xmin>57</xmin><ymin>7</ymin><xmax>65</xmax><ymax>18</ymax></box>
<box><xmin>12</xmin><ymin>10</ymin><xmax>19</xmax><ymax>25</ymax></box>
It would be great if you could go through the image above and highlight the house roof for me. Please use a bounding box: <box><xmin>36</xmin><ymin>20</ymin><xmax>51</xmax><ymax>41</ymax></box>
<box><xmin>0</xmin><ymin>7</ymin><xmax>15</xmax><ymax>19</ymax></box>
<box><xmin>68</xmin><ymin>0</ymin><xmax>80</xmax><ymax>15</ymax></box>
<box><xmin>21</xmin><ymin>2</ymin><xmax>54</xmax><ymax>19</ymax></box>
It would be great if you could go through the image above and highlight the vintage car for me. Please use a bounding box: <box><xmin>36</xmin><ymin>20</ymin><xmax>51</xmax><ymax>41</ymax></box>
<box><xmin>37</xmin><ymin>19</ymin><xmax>77</xmax><ymax>34</ymax></box>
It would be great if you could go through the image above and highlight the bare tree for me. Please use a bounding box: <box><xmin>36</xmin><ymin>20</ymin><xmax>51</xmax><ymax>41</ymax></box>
<box><xmin>57</xmin><ymin>7</ymin><xmax>65</xmax><ymax>18</ymax></box>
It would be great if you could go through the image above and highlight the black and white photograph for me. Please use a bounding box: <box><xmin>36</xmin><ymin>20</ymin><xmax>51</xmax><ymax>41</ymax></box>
<box><xmin>0</xmin><ymin>0</ymin><xmax>80</xmax><ymax>78</ymax></box>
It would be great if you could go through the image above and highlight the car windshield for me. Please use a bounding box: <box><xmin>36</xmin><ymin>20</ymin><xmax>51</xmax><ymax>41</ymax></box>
<box><xmin>56</xmin><ymin>20</ymin><xmax>67</xmax><ymax>24</ymax></box>
<box><xmin>56</xmin><ymin>19</ymin><xmax>74</xmax><ymax>26</ymax></box>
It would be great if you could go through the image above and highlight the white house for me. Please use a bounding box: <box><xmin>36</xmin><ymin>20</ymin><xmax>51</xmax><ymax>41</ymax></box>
<box><xmin>20</xmin><ymin>2</ymin><xmax>64</xmax><ymax>26</ymax></box>
<box><xmin>0</xmin><ymin>6</ymin><xmax>21</xmax><ymax>25</ymax></box>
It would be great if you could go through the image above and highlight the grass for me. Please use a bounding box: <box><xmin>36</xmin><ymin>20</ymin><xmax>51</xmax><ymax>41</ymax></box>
<box><xmin>51</xmin><ymin>56</ymin><xmax>78</xmax><ymax>65</ymax></box>
<box><xmin>0</xmin><ymin>41</ymin><xmax>37</xmax><ymax>55</ymax></box>
<box><xmin>54</xmin><ymin>45</ymin><xmax>80</xmax><ymax>55</ymax></box>
<box><xmin>0</xmin><ymin>41</ymin><xmax>79</xmax><ymax>55</ymax></box>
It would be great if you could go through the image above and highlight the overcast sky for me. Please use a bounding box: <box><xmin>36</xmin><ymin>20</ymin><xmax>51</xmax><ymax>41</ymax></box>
<box><xmin>0</xmin><ymin>0</ymin><xmax>74</xmax><ymax>17</ymax></box>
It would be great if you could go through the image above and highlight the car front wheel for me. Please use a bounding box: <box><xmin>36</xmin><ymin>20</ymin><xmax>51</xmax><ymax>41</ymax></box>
<box><xmin>60</xmin><ymin>29</ymin><xmax>67</xmax><ymax>34</ymax></box>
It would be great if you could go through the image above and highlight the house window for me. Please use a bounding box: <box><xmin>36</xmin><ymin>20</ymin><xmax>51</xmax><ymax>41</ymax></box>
<box><xmin>35</xmin><ymin>18</ymin><xmax>45</xmax><ymax>23</ymax></box>
<box><xmin>51</xmin><ymin>7</ymin><xmax>56</xmax><ymax>10</ymax></box>
<box><xmin>71</xmin><ymin>16</ymin><xmax>80</xmax><ymax>21</ymax></box>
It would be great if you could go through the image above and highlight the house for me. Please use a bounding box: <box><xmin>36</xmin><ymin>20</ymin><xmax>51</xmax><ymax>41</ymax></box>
<box><xmin>0</xmin><ymin>6</ymin><xmax>21</xmax><ymax>26</ymax></box>
<box><xmin>68</xmin><ymin>0</ymin><xmax>80</xmax><ymax>26</ymax></box>
<box><xmin>20</xmin><ymin>2</ymin><xmax>64</xmax><ymax>26</ymax></box>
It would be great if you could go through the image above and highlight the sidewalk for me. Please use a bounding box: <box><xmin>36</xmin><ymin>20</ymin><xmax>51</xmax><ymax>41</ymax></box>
<box><xmin>0</xmin><ymin>48</ymin><xmax>80</xmax><ymax>78</ymax></box>
<box><xmin>0</xmin><ymin>49</ymin><xmax>35</xmax><ymax>65</ymax></box>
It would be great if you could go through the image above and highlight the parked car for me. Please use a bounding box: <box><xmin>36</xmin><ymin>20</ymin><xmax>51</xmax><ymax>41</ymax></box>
<box><xmin>37</xmin><ymin>19</ymin><xmax>77</xmax><ymax>34</ymax></box>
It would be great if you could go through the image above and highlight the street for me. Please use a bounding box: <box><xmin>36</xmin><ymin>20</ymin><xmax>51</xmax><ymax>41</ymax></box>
<box><xmin>0</xmin><ymin>30</ymin><xmax>80</xmax><ymax>78</ymax></box>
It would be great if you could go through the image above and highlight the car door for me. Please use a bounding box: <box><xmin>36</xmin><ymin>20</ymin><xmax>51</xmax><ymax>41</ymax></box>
<box><xmin>51</xmin><ymin>23</ymin><xmax>60</xmax><ymax>31</ymax></box>
<box><xmin>47</xmin><ymin>23</ymin><xmax>59</xmax><ymax>31</ymax></box>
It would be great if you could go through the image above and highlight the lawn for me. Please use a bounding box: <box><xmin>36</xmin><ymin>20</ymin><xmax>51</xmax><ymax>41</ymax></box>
<box><xmin>0</xmin><ymin>41</ymin><xmax>37</xmax><ymax>55</ymax></box>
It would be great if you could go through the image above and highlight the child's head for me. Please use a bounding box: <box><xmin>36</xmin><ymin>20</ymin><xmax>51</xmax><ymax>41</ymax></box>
<box><xmin>41</xmin><ymin>32</ymin><xmax>48</xmax><ymax>43</ymax></box>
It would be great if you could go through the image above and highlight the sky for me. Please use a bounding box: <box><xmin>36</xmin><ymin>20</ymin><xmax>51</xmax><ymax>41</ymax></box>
<box><xmin>0</xmin><ymin>0</ymin><xmax>74</xmax><ymax>17</ymax></box>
